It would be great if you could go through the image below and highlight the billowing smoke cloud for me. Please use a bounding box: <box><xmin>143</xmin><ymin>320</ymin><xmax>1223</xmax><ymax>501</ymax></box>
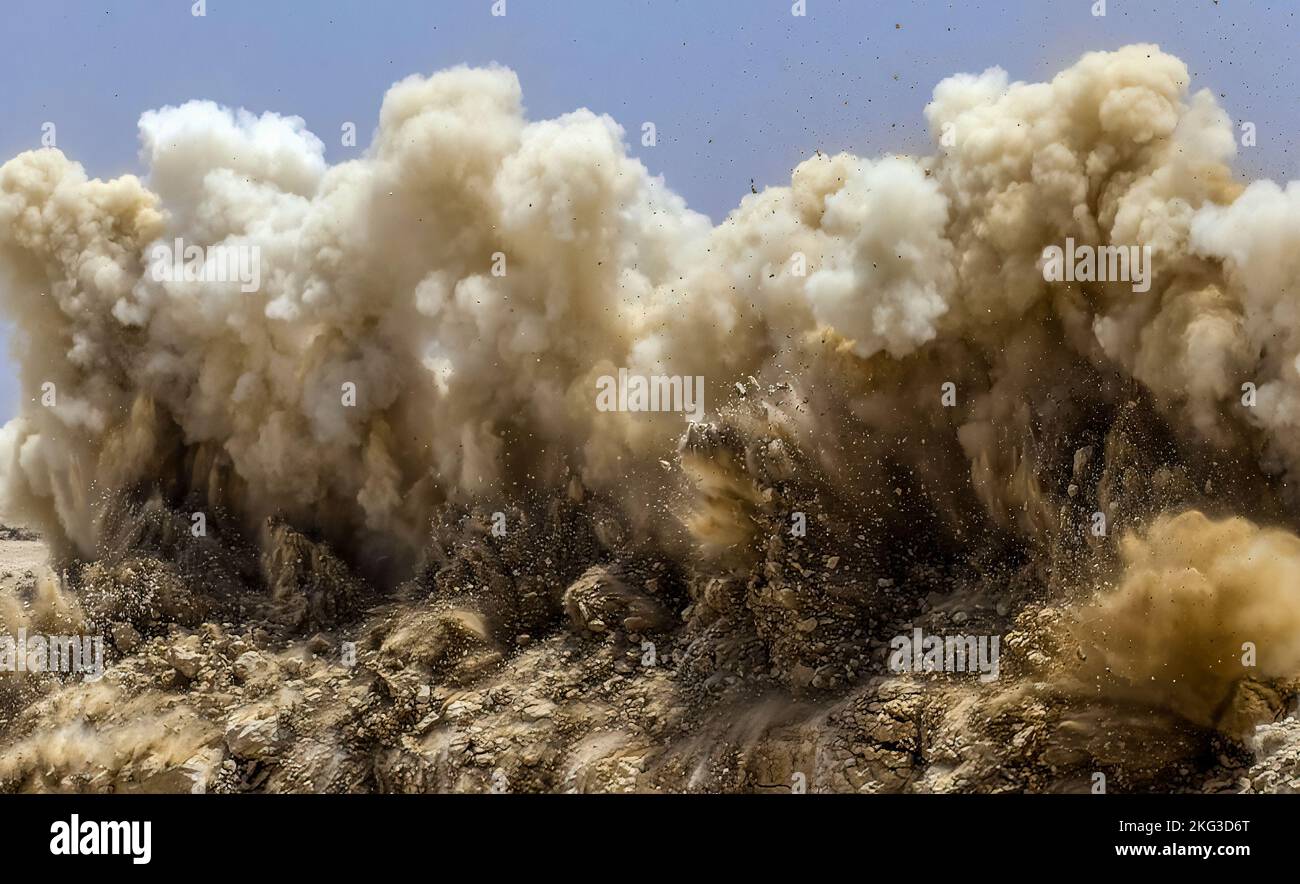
<box><xmin>0</xmin><ymin>66</ymin><xmax>711</xmax><ymax>563</ymax></box>
<box><xmin>4</xmin><ymin>45</ymin><xmax>1300</xmax><ymax>737</ymax></box>
<box><xmin>1057</xmin><ymin>511</ymin><xmax>1300</xmax><ymax>735</ymax></box>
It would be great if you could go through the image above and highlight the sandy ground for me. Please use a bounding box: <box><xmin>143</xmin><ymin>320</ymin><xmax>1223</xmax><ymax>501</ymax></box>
<box><xmin>0</xmin><ymin>538</ymin><xmax>49</xmax><ymax>586</ymax></box>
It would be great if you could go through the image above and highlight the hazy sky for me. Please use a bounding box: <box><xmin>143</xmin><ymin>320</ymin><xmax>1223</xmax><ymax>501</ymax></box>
<box><xmin>1</xmin><ymin>0</ymin><xmax>1296</xmax><ymax>421</ymax></box>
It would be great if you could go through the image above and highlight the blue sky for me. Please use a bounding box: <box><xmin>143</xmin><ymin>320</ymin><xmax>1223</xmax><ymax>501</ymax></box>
<box><xmin>0</xmin><ymin>0</ymin><xmax>1296</xmax><ymax>420</ymax></box>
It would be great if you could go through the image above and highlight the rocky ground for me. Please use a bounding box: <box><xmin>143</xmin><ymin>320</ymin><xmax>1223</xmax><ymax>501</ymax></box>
<box><xmin>0</xmin><ymin>518</ymin><xmax>1297</xmax><ymax>794</ymax></box>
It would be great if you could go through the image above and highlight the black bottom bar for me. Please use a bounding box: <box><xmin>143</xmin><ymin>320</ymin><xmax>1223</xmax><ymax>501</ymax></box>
<box><xmin>1</xmin><ymin>793</ymin><xmax>1279</xmax><ymax>870</ymax></box>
